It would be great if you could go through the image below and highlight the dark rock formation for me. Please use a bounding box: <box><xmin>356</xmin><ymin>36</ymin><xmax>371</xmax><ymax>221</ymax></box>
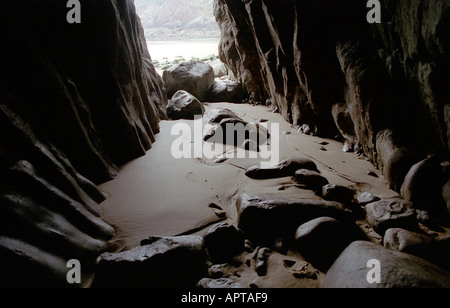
<box><xmin>255</xmin><ymin>247</ymin><xmax>270</xmax><ymax>276</ymax></box>
<box><xmin>236</xmin><ymin>194</ymin><xmax>354</xmax><ymax>247</ymax></box>
<box><xmin>384</xmin><ymin>228</ymin><xmax>450</xmax><ymax>270</ymax></box>
<box><xmin>0</xmin><ymin>0</ymin><xmax>167</xmax><ymax>287</ymax></box>
<box><xmin>365</xmin><ymin>198</ymin><xmax>418</xmax><ymax>235</ymax></box>
<box><xmin>167</xmin><ymin>90</ymin><xmax>205</xmax><ymax>120</ymax></box>
<box><xmin>321</xmin><ymin>184</ymin><xmax>355</xmax><ymax>204</ymax></box>
<box><xmin>294</xmin><ymin>169</ymin><xmax>329</xmax><ymax>192</ymax></box>
<box><xmin>357</xmin><ymin>192</ymin><xmax>380</xmax><ymax>206</ymax></box>
<box><xmin>214</xmin><ymin>0</ymin><xmax>450</xmax><ymax>194</ymax></box>
<box><xmin>245</xmin><ymin>157</ymin><xmax>318</xmax><ymax>179</ymax></box>
<box><xmin>93</xmin><ymin>236</ymin><xmax>207</xmax><ymax>288</ymax></box>
<box><xmin>444</xmin><ymin>179</ymin><xmax>450</xmax><ymax>215</ymax></box>
<box><xmin>294</xmin><ymin>217</ymin><xmax>357</xmax><ymax>272</ymax></box>
<box><xmin>203</xmin><ymin>108</ymin><xmax>244</xmax><ymax>124</ymax></box>
<box><xmin>197</xmin><ymin>277</ymin><xmax>244</xmax><ymax>288</ymax></box>
<box><xmin>400</xmin><ymin>156</ymin><xmax>447</xmax><ymax>215</ymax></box>
<box><xmin>205</xmin><ymin>80</ymin><xmax>248</xmax><ymax>103</ymax></box>
<box><xmin>163</xmin><ymin>60</ymin><xmax>215</xmax><ymax>101</ymax></box>
<box><xmin>324</xmin><ymin>241</ymin><xmax>450</xmax><ymax>288</ymax></box>
<box><xmin>203</xmin><ymin>223</ymin><xmax>245</xmax><ymax>263</ymax></box>
<box><xmin>204</xmin><ymin>118</ymin><xmax>269</xmax><ymax>147</ymax></box>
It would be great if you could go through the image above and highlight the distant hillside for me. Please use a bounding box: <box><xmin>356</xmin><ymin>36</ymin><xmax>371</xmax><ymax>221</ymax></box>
<box><xmin>134</xmin><ymin>0</ymin><xmax>220</xmax><ymax>40</ymax></box>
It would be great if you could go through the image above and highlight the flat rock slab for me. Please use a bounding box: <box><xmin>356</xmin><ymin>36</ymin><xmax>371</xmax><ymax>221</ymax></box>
<box><xmin>245</xmin><ymin>157</ymin><xmax>319</xmax><ymax>179</ymax></box>
<box><xmin>324</xmin><ymin>241</ymin><xmax>450</xmax><ymax>288</ymax></box>
<box><xmin>236</xmin><ymin>194</ymin><xmax>354</xmax><ymax>246</ymax></box>
<box><xmin>93</xmin><ymin>235</ymin><xmax>207</xmax><ymax>288</ymax></box>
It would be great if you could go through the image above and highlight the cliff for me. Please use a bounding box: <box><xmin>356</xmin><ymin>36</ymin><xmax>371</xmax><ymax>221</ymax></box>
<box><xmin>214</xmin><ymin>0</ymin><xmax>450</xmax><ymax>191</ymax></box>
<box><xmin>0</xmin><ymin>0</ymin><xmax>167</xmax><ymax>287</ymax></box>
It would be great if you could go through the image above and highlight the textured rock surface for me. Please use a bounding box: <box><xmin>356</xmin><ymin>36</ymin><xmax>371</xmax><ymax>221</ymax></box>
<box><xmin>245</xmin><ymin>157</ymin><xmax>318</xmax><ymax>180</ymax></box>
<box><xmin>294</xmin><ymin>217</ymin><xmax>358</xmax><ymax>272</ymax></box>
<box><xmin>93</xmin><ymin>236</ymin><xmax>207</xmax><ymax>288</ymax></box>
<box><xmin>167</xmin><ymin>90</ymin><xmax>205</xmax><ymax>120</ymax></box>
<box><xmin>236</xmin><ymin>194</ymin><xmax>353</xmax><ymax>246</ymax></box>
<box><xmin>203</xmin><ymin>223</ymin><xmax>245</xmax><ymax>263</ymax></box>
<box><xmin>365</xmin><ymin>198</ymin><xmax>418</xmax><ymax>235</ymax></box>
<box><xmin>214</xmin><ymin>0</ymin><xmax>450</xmax><ymax>192</ymax></box>
<box><xmin>205</xmin><ymin>80</ymin><xmax>248</xmax><ymax>103</ymax></box>
<box><xmin>163</xmin><ymin>60</ymin><xmax>215</xmax><ymax>101</ymax></box>
<box><xmin>324</xmin><ymin>241</ymin><xmax>450</xmax><ymax>288</ymax></box>
<box><xmin>383</xmin><ymin>228</ymin><xmax>450</xmax><ymax>269</ymax></box>
<box><xmin>0</xmin><ymin>0</ymin><xmax>167</xmax><ymax>287</ymax></box>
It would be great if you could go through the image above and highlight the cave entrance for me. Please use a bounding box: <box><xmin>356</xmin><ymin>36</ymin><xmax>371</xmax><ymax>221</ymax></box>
<box><xmin>135</xmin><ymin>0</ymin><xmax>221</xmax><ymax>69</ymax></box>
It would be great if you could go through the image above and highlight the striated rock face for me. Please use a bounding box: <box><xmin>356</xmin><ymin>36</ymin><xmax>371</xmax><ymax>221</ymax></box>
<box><xmin>0</xmin><ymin>0</ymin><xmax>167</xmax><ymax>287</ymax></box>
<box><xmin>214</xmin><ymin>0</ymin><xmax>450</xmax><ymax>192</ymax></box>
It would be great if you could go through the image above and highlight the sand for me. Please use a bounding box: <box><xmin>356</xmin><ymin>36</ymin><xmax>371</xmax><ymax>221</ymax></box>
<box><xmin>98</xmin><ymin>102</ymin><xmax>399</xmax><ymax>287</ymax></box>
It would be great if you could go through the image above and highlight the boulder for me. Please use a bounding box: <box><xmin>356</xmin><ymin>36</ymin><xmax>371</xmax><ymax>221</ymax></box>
<box><xmin>357</xmin><ymin>192</ymin><xmax>380</xmax><ymax>206</ymax></box>
<box><xmin>245</xmin><ymin>157</ymin><xmax>319</xmax><ymax>179</ymax></box>
<box><xmin>365</xmin><ymin>198</ymin><xmax>418</xmax><ymax>235</ymax></box>
<box><xmin>321</xmin><ymin>184</ymin><xmax>355</xmax><ymax>204</ymax></box>
<box><xmin>203</xmin><ymin>223</ymin><xmax>245</xmax><ymax>263</ymax></box>
<box><xmin>236</xmin><ymin>194</ymin><xmax>353</xmax><ymax>247</ymax></box>
<box><xmin>383</xmin><ymin>228</ymin><xmax>450</xmax><ymax>269</ymax></box>
<box><xmin>167</xmin><ymin>90</ymin><xmax>205</xmax><ymax>120</ymax></box>
<box><xmin>400</xmin><ymin>156</ymin><xmax>447</xmax><ymax>215</ymax></box>
<box><xmin>203</xmin><ymin>118</ymin><xmax>268</xmax><ymax>146</ymax></box>
<box><xmin>295</xmin><ymin>169</ymin><xmax>329</xmax><ymax>192</ymax></box>
<box><xmin>203</xmin><ymin>108</ymin><xmax>243</xmax><ymax>124</ymax></box>
<box><xmin>294</xmin><ymin>217</ymin><xmax>358</xmax><ymax>271</ymax></box>
<box><xmin>93</xmin><ymin>236</ymin><xmax>207</xmax><ymax>288</ymax></box>
<box><xmin>205</xmin><ymin>80</ymin><xmax>248</xmax><ymax>103</ymax></box>
<box><xmin>163</xmin><ymin>60</ymin><xmax>215</xmax><ymax>101</ymax></box>
<box><xmin>208</xmin><ymin>59</ymin><xmax>229</xmax><ymax>78</ymax></box>
<box><xmin>324</xmin><ymin>241</ymin><xmax>450</xmax><ymax>288</ymax></box>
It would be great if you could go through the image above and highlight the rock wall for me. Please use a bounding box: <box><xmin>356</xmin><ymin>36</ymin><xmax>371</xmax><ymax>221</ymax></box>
<box><xmin>214</xmin><ymin>0</ymin><xmax>450</xmax><ymax>191</ymax></box>
<box><xmin>0</xmin><ymin>0</ymin><xmax>167</xmax><ymax>287</ymax></box>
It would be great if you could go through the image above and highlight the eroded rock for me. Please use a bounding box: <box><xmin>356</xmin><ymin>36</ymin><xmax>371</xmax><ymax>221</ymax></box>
<box><xmin>324</xmin><ymin>241</ymin><xmax>450</xmax><ymax>288</ymax></box>
<box><xmin>163</xmin><ymin>60</ymin><xmax>215</xmax><ymax>101</ymax></box>
<box><xmin>236</xmin><ymin>194</ymin><xmax>353</xmax><ymax>247</ymax></box>
<box><xmin>203</xmin><ymin>223</ymin><xmax>245</xmax><ymax>264</ymax></box>
<box><xmin>205</xmin><ymin>80</ymin><xmax>248</xmax><ymax>103</ymax></box>
<box><xmin>365</xmin><ymin>198</ymin><xmax>418</xmax><ymax>235</ymax></box>
<box><xmin>295</xmin><ymin>169</ymin><xmax>329</xmax><ymax>192</ymax></box>
<box><xmin>203</xmin><ymin>108</ymin><xmax>243</xmax><ymax>124</ymax></box>
<box><xmin>167</xmin><ymin>90</ymin><xmax>205</xmax><ymax>120</ymax></box>
<box><xmin>400</xmin><ymin>156</ymin><xmax>447</xmax><ymax>215</ymax></box>
<box><xmin>197</xmin><ymin>277</ymin><xmax>244</xmax><ymax>288</ymax></box>
<box><xmin>294</xmin><ymin>217</ymin><xmax>364</xmax><ymax>271</ymax></box>
<box><xmin>357</xmin><ymin>192</ymin><xmax>380</xmax><ymax>206</ymax></box>
<box><xmin>93</xmin><ymin>236</ymin><xmax>207</xmax><ymax>288</ymax></box>
<box><xmin>321</xmin><ymin>184</ymin><xmax>354</xmax><ymax>204</ymax></box>
<box><xmin>245</xmin><ymin>157</ymin><xmax>319</xmax><ymax>179</ymax></box>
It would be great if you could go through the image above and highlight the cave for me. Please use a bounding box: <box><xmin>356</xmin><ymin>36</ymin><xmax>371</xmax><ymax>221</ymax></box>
<box><xmin>0</xmin><ymin>0</ymin><xmax>449</xmax><ymax>290</ymax></box>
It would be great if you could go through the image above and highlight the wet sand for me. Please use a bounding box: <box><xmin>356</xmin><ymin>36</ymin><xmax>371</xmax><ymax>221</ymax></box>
<box><xmin>98</xmin><ymin>102</ymin><xmax>398</xmax><ymax>287</ymax></box>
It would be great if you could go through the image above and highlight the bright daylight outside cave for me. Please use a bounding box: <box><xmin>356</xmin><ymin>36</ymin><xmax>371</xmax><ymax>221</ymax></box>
<box><xmin>0</xmin><ymin>0</ymin><xmax>450</xmax><ymax>290</ymax></box>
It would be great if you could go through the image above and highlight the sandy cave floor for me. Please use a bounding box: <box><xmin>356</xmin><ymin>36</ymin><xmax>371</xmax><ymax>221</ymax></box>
<box><xmin>98</xmin><ymin>102</ymin><xmax>405</xmax><ymax>288</ymax></box>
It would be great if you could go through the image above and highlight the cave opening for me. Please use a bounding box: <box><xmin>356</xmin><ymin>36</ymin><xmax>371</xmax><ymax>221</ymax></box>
<box><xmin>0</xmin><ymin>0</ymin><xmax>449</xmax><ymax>290</ymax></box>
